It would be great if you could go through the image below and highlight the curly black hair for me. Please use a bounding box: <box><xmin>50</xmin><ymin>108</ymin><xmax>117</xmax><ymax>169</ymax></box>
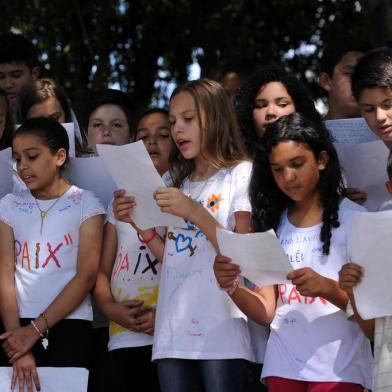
<box><xmin>235</xmin><ymin>64</ymin><xmax>322</xmax><ymax>158</ymax></box>
<box><xmin>250</xmin><ymin>113</ymin><xmax>344</xmax><ymax>255</ymax></box>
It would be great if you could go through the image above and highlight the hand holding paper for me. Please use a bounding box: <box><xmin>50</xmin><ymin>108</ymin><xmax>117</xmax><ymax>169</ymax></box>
<box><xmin>97</xmin><ymin>141</ymin><xmax>185</xmax><ymax>230</ymax></box>
<box><xmin>214</xmin><ymin>255</ymin><xmax>242</xmax><ymax>290</ymax></box>
<box><xmin>216</xmin><ymin>228</ymin><xmax>293</xmax><ymax>287</ymax></box>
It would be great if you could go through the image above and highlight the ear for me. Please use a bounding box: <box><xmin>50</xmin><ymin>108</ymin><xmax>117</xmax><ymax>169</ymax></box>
<box><xmin>317</xmin><ymin>150</ymin><xmax>330</xmax><ymax>171</ymax></box>
<box><xmin>319</xmin><ymin>72</ymin><xmax>332</xmax><ymax>93</ymax></box>
<box><xmin>55</xmin><ymin>148</ymin><xmax>67</xmax><ymax>168</ymax></box>
<box><xmin>385</xmin><ymin>180</ymin><xmax>392</xmax><ymax>196</ymax></box>
<box><xmin>31</xmin><ymin>66</ymin><xmax>40</xmax><ymax>81</ymax></box>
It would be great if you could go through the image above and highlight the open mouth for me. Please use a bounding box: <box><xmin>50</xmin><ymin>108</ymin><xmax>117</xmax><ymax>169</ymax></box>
<box><xmin>21</xmin><ymin>174</ymin><xmax>35</xmax><ymax>183</ymax></box>
<box><xmin>148</xmin><ymin>150</ymin><xmax>160</xmax><ymax>157</ymax></box>
<box><xmin>176</xmin><ymin>139</ymin><xmax>190</xmax><ymax>150</ymax></box>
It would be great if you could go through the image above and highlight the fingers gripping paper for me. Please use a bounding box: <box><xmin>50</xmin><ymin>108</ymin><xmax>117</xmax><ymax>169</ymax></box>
<box><xmin>216</xmin><ymin>228</ymin><xmax>293</xmax><ymax>287</ymax></box>
<box><xmin>97</xmin><ymin>141</ymin><xmax>185</xmax><ymax>230</ymax></box>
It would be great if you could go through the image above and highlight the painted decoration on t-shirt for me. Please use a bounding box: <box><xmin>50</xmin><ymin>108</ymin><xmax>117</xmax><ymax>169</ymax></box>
<box><xmin>14</xmin><ymin>233</ymin><xmax>74</xmax><ymax>270</ymax></box>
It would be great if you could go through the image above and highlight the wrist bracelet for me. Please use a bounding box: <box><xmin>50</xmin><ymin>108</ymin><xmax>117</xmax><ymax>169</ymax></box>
<box><xmin>30</xmin><ymin>320</ymin><xmax>44</xmax><ymax>338</ymax></box>
<box><xmin>226</xmin><ymin>277</ymin><xmax>240</xmax><ymax>296</ymax></box>
<box><xmin>346</xmin><ymin>299</ymin><xmax>355</xmax><ymax>319</ymax></box>
<box><xmin>137</xmin><ymin>228</ymin><xmax>157</xmax><ymax>244</ymax></box>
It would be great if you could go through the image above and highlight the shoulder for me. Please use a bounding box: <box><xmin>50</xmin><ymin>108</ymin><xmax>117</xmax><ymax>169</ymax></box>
<box><xmin>1</xmin><ymin>190</ymin><xmax>31</xmax><ymax>205</ymax></box>
<box><xmin>224</xmin><ymin>160</ymin><xmax>253</xmax><ymax>179</ymax></box>
<box><xmin>67</xmin><ymin>185</ymin><xmax>105</xmax><ymax>213</ymax></box>
<box><xmin>232</xmin><ymin>160</ymin><xmax>253</xmax><ymax>173</ymax></box>
<box><xmin>337</xmin><ymin>198</ymin><xmax>366</xmax><ymax>231</ymax></box>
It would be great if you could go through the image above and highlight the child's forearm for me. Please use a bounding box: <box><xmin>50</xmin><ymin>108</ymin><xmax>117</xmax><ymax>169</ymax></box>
<box><xmin>137</xmin><ymin>228</ymin><xmax>165</xmax><ymax>262</ymax></box>
<box><xmin>347</xmin><ymin>292</ymin><xmax>375</xmax><ymax>340</ymax></box>
<box><xmin>320</xmin><ymin>277</ymin><xmax>349</xmax><ymax>311</ymax></box>
<box><xmin>230</xmin><ymin>285</ymin><xmax>276</xmax><ymax>326</ymax></box>
<box><xmin>93</xmin><ymin>271</ymin><xmax>116</xmax><ymax>315</ymax></box>
<box><xmin>0</xmin><ymin>294</ymin><xmax>21</xmax><ymax>331</ymax></box>
<box><xmin>42</xmin><ymin>271</ymin><xmax>98</xmax><ymax>329</ymax></box>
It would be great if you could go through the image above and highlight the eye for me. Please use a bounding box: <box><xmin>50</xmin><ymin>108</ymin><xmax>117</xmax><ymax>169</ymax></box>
<box><xmin>11</xmin><ymin>71</ymin><xmax>23</xmax><ymax>78</ymax></box>
<box><xmin>271</xmin><ymin>166</ymin><xmax>282</xmax><ymax>173</ymax></box>
<box><xmin>92</xmin><ymin>121</ymin><xmax>102</xmax><ymax>128</ymax></box>
<box><xmin>362</xmin><ymin>106</ymin><xmax>374</xmax><ymax>114</ymax></box>
<box><xmin>28</xmin><ymin>155</ymin><xmax>38</xmax><ymax>161</ymax></box>
<box><xmin>136</xmin><ymin>134</ymin><xmax>147</xmax><ymax>141</ymax></box>
<box><xmin>113</xmin><ymin>122</ymin><xmax>124</xmax><ymax>128</ymax></box>
<box><xmin>382</xmin><ymin>102</ymin><xmax>392</xmax><ymax>110</ymax></box>
<box><xmin>292</xmin><ymin>162</ymin><xmax>303</xmax><ymax>169</ymax></box>
<box><xmin>184</xmin><ymin>117</ymin><xmax>193</xmax><ymax>122</ymax></box>
<box><xmin>254</xmin><ymin>101</ymin><xmax>267</xmax><ymax>109</ymax></box>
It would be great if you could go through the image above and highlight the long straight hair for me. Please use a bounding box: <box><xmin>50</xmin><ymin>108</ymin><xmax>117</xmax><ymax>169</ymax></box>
<box><xmin>169</xmin><ymin>79</ymin><xmax>248</xmax><ymax>187</ymax></box>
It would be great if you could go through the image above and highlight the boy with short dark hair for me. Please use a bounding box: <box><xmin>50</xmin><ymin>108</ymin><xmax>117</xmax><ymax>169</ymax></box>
<box><xmin>0</xmin><ymin>32</ymin><xmax>40</xmax><ymax>115</ymax></box>
<box><xmin>319</xmin><ymin>38</ymin><xmax>371</xmax><ymax>119</ymax></box>
<box><xmin>351</xmin><ymin>47</ymin><xmax>392</xmax><ymax>151</ymax></box>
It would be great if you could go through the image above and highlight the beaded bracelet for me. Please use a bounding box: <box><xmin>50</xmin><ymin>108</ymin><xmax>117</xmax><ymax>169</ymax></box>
<box><xmin>223</xmin><ymin>277</ymin><xmax>240</xmax><ymax>296</ymax></box>
<box><xmin>30</xmin><ymin>320</ymin><xmax>44</xmax><ymax>338</ymax></box>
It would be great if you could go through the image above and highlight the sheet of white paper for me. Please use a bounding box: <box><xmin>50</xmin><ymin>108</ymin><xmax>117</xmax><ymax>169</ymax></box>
<box><xmin>349</xmin><ymin>211</ymin><xmax>392</xmax><ymax>319</ymax></box>
<box><xmin>97</xmin><ymin>141</ymin><xmax>185</xmax><ymax>230</ymax></box>
<box><xmin>216</xmin><ymin>228</ymin><xmax>293</xmax><ymax>287</ymax></box>
<box><xmin>65</xmin><ymin>156</ymin><xmax>116</xmax><ymax>208</ymax></box>
<box><xmin>0</xmin><ymin>367</ymin><xmax>88</xmax><ymax>392</ymax></box>
<box><xmin>325</xmin><ymin>118</ymin><xmax>378</xmax><ymax>144</ymax></box>
<box><xmin>334</xmin><ymin>140</ymin><xmax>390</xmax><ymax>211</ymax></box>
<box><xmin>0</xmin><ymin>148</ymin><xmax>13</xmax><ymax>199</ymax></box>
<box><xmin>62</xmin><ymin>122</ymin><xmax>76</xmax><ymax>157</ymax></box>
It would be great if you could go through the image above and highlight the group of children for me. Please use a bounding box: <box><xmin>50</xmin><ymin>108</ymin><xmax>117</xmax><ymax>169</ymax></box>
<box><xmin>1</xmin><ymin>31</ymin><xmax>392</xmax><ymax>392</ymax></box>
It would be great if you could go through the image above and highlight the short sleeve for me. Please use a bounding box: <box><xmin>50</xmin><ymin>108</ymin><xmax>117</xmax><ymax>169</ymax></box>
<box><xmin>81</xmin><ymin>190</ymin><xmax>106</xmax><ymax>224</ymax></box>
<box><xmin>229</xmin><ymin>161</ymin><xmax>252</xmax><ymax>218</ymax></box>
<box><xmin>106</xmin><ymin>198</ymin><xmax>116</xmax><ymax>225</ymax></box>
<box><xmin>0</xmin><ymin>193</ymin><xmax>14</xmax><ymax>227</ymax></box>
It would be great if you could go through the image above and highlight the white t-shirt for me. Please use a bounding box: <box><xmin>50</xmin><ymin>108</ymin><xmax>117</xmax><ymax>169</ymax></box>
<box><xmin>152</xmin><ymin>161</ymin><xmax>255</xmax><ymax>361</ymax></box>
<box><xmin>0</xmin><ymin>185</ymin><xmax>105</xmax><ymax>321</ymax></box>
<box><xmin>262</xmin><ymin>199</ymin><xmax>373</xmax><ymax>388</ymax></box>
<box><xmin>106</xmin><ymin>202</ymin><xmax>162</xmax><ymax>351</ymax></box>
<box><xmin>374</xmin><ymin>316</ymin><xmax>392</xmax><ymax>391</ymax></box>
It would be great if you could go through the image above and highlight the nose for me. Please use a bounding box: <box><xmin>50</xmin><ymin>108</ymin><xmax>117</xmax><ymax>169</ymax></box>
<box><xmin>265</xmin><ymin>104</ymin><xmax>277</xmax><ymax>119</ymax></box>
<box><xmin>148</xmin><ymin>135</ymin><xmax>158</xmax><ymax>145</ymax></box>
<box><xmin>171</xmin><ymin>122</ymin><xmax>182</xmax><ymax>136</ymax></box>
<box><xmin>283</xmin><ymin>167</ymin><xmax>295</xmax><ymax>182</ymax></box>
<box><xmin>376</xmin><ymin>107</ymin><xmax>387</xmax><ymax>123</ymax></box>
<box><xmin>17</xmin><ymin>157</ymin><xmax>28</xmax><ymax>171</ymax></box>
<box><xmin>102</xmin><ymin>125</ymin><xmax>111</xmax><ymax>137</ymax></box>
<box><xmin>4</xmin><ymin>76</ymin><xmax>13</xmax><ymax>90</ymax></box>
<box><xmin>376</xmin><ymin>107</ymin><xmax>387</xmax><ymax>124</ymax></box>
